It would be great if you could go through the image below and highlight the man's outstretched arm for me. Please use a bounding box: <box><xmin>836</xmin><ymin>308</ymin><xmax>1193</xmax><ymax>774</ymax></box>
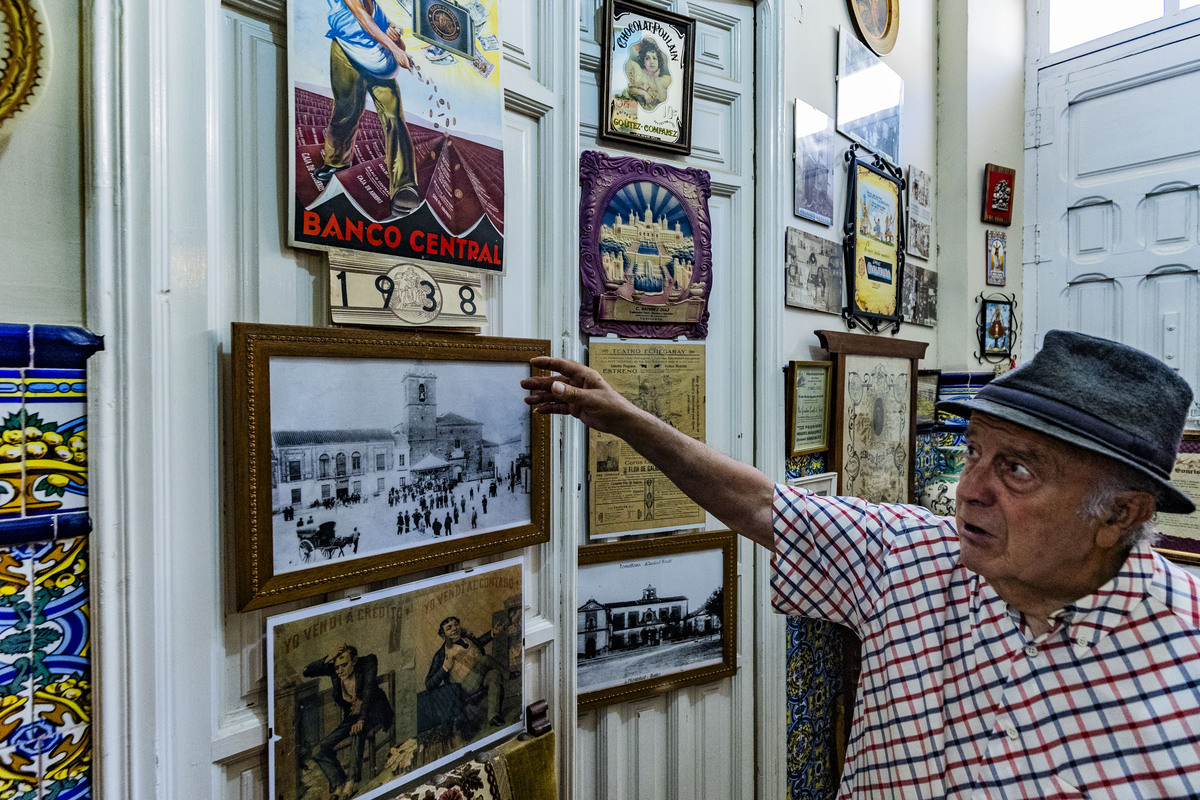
<box><xmin>522</xmin><ymin>356</ymin><xmax>776</xmax><ymax>549</ymax></box>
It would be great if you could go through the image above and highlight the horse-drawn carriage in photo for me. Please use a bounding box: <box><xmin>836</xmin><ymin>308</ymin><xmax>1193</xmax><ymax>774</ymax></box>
<box><xmin>296</xmin><ymin>520</ymin><xmax>359</xmax><ymax>562</ymax></box>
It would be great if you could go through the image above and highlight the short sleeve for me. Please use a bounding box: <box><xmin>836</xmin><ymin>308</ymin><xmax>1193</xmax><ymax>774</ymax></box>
<box><xmin>771</xmin><ymin>484</ymin><xmax>895</xmax><ymax>632</ymax></box>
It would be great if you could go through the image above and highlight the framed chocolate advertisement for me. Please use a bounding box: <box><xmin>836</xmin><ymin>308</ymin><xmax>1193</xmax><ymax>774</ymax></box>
<box><xmin>288</xmin><ymin>0</ymin><xmax>506</xmax><ymax>272</ymax></box>
<box><xmin>577</xmin><ymin>530</ymin><xmax>737</xmax><ymax>711</ymax></box>
<box><xmin>816</xmin><ymin>330</ymin><xmax>927</xmax><ymax>504</ymax></box>
<box><xmin>842</xmin><ymin>145</ymin><xmax>906</xmax><ymax>334</ymax></box>
<box><xmin>786</xmin><ymin>361</ymin><xmax>833</xmax><ymax>458</ymax></box>
<box><xmin>232</xmin><ymin>323</ymin><xmax>550</xmax><ymax>611</ymax></box>
<box><xmin>598</xmin><ymin>0</ymin><xmax>696</xmax><ymax>155</ymax></box>
<box><xmin>1154</xmin><ymin>431</ymin><xmax>1200</xmax><ymax>566</ymax></box>
<box><xmin>267</xmin><ymin>558</ymin><xmax>525</xmax><ymax>800</ymax></box>
<box><xmin>579</xmin><ymin>150</ymin><xmax>713</xmax><ymax>340</ymax></box>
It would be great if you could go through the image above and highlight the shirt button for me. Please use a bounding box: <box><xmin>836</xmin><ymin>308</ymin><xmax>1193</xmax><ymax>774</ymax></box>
<box><xmin>1024</xmin><ymin>644</ymin><xmax>1038</xmax><ymax>658</ymax></box>
<box><xmin>1075</xmin><ymin>635</ymin><xmax>1090</xmax><ymax>647</ymax></box>
<box><xmin>1005</xmin><ymin>725</ymin><xmax>1019</xmax><ymax>741</ymax></box>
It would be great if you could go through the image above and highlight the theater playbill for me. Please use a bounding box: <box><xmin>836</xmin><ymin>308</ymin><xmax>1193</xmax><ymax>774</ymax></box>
<box><xmin>588</xmin><ymin>342</ymin><xmax>706</xmax><ymax>539</ymax></box>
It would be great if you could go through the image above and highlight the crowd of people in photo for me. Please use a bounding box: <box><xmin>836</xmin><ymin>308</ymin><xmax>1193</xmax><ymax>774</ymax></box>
<box><xmin>279</xmin><ymin>465</ymin><xmax>528</xmax><ymax>548</ymax></box>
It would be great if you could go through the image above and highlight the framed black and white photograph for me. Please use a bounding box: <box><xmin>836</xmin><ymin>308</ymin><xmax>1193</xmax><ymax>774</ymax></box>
<box><xmin>785</xmin><ymin>227</ymin><xmax>844</xmax><ymax>315</ymax></box>
<box><xmin>906</xmin><ymin>165</ymin><xmax>932</xmax><ymax>260</ymax></box>
<box><xmin>794</xmin><ymin>99</ymin><xmax>836</xmax><ymax>225</ymax></box>
<box><xmin>576</xmin><ymin>530</ymin><xmax>737</xmax><ymax>711</ymax></box>
<box><xmin>267</xmin><ymin>558</ymin><xmax>524</xmax><ymax>800</ymax></box>
<box><xmin>901</xmin><ymin>262</ymin><xmax>938</xmax><ymax>327</ymax></box>
<box><xmin>598</xmin><ymin>0</ymin><xmax>696</xmax><ymax>155</ymax></box>
<box><xmin>232</xmin><ymin>323</ymin><xmax>551</xmax><ymax>611</ymax></box>
<box><xmin>836</xmin><ymin>27</ymin><xmax>903</xmax><ymax>168</ymax></box>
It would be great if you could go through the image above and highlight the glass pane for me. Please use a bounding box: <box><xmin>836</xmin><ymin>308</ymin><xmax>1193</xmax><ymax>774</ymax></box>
<box><xmin>1183</xmin><ymin>0</ymin><xmax>1200</xmax><ymax>8</ymax></box>
<box><xmin>1049</xmin><ymin>0</ymin><xmax>1163</xmax><ymax>52</ymax></box>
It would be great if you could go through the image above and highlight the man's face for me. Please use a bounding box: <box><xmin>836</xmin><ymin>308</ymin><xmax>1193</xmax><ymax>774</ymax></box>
<box><xmin>440</xmin><ymin>619</ymin><xmax>461</xmax><ymax>642</ymax></box>
<box><xmin>334</xmin><ymin>650</ymin><xmax>354</xmax><ymax>680</ymax></box>
<box><xmin>954</xmin><ymin>414</ymin><xmax>1121</xmax><ymax>608</ymax></box>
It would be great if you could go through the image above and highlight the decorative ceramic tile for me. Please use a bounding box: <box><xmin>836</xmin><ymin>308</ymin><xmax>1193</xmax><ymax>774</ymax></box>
<box><xmin>20</xmin><ymin>370</ymin><xmax>88</xmax><ymax>519</ymax></box>
<box><xmin>0</xmin><ymin>370</ymin><xmax>24</xmax><ymax>521</ymax></box>
<box><xmin>786</xmin><ymin>616</ymin><xmax>843</xmax><ymax>800</ymax></box>
<box><xmin>935</xmin><ymin>372</ymin><xmax>993</xmax><ymax>431</ymax></box>
<box><xmin>783</xmin><ymin>457</ymin><xmax>841</xmax><ymax>799</ymax></box>
<box><xmin>785</xmin><ymin>452</ymin><xmax>827</xmax><ymax>483</ymax></box>
<box><xmin>0</xmin><ymin>326</ymin><xmax>99</xmax><ymax>799</ymax></box>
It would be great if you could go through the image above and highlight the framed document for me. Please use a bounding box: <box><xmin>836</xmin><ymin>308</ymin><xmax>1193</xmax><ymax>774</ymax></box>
<box><xmin>1155</xmin><ymin>431</ymin><xmax>1200</xmax><ymax>566</ymax></box>
<box><xmin>816</xmin><ymin>330</ymin><xmax>927</xmax><ymax>504</ymax></box>
<box><xmin>786</xmin><ymin>361</ymin><xmax>833</xmax><ymax>458</ymax></box>
<box><xmin>587</xmin><ymin>341</ymin><xmax>706</xmax><ymax>539</ymax></box>
<box><xmin>842</xmin><ymin>145</ymin><xmax>906</xmax><ymax>334</ymax></box>
<box><xmin>915</xmin><ymin>369</ymin><xmax>940</xmax><ymax>432</ymax></box>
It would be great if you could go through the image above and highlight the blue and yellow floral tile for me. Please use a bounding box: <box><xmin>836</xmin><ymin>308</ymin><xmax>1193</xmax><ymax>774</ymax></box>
<box><xmin>18</xmin><ymin>371</ymin><xmax>88</xmax><ymax>519</ymax></box>
<box><xmin>0</xmin><ymin>371</ymin><xmax>24</xmax><ymax>521</ymax></box>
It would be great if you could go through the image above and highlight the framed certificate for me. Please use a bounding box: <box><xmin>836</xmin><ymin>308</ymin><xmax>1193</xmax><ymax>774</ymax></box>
<box><xmin>1155</xmin><ymin>431</ymin><xmax>1200</xmax><ymax>566</ymax></box>
<box><xmin>786</xmin><ymin>361</ymin><xmax>833</xmax><ymax>458</ymax></box>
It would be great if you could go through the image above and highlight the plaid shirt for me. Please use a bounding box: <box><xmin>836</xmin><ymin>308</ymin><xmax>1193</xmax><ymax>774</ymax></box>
<box><xmin>771</xmin><ymin>485</ymin><xmax>1200</xmax><ymax>799</ymax></box>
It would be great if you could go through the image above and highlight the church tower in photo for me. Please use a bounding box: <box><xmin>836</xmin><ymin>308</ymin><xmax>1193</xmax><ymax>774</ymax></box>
<box><xmin>402</xmin><ymin>371</ymin><xmax>438</xmax><ymax>463</ymax></box>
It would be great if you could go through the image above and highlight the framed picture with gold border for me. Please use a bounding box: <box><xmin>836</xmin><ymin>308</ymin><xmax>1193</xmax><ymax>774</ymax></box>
<box><xmin>1154</xmin><ymin>430</ymin><xmax>1200</xmax><ymax>566</ymax></box>
<box><xmin>786</xmin><ymin>361</ymin><xmax>833</xmax><ymax>458</ymax></box>
<box><xmin>231</xmin><ymin>323</ymin><xmax>551</xmax><ymax>611</ymax></box>
<box><xmin>847</xmin><ymin>0</ymin><xmax>899</xmax><ymax>55</ymax></box>
<box><xmin>577</xmin><ymin>529</ymin><xmax>738</xmax><ymax>711</ymax></box>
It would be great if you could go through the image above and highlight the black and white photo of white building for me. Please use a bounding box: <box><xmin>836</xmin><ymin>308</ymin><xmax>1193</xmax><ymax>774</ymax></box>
<box><xmin>576</xmin><ymin>549</ymin><xmax>724</xmax><ymax>694</ymax></box>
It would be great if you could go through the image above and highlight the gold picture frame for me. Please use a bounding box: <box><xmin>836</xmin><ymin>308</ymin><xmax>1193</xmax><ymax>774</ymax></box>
<box><xmin>577</xmin><ymin>530</ymin><xmax>738</xmax><ymax>711</ymax></box>
<box><xmin>847</xmin><ymin>0</ymin><xmax>900</xmax><ymax>56</ymax></box>
<box><xmin>786</xmin><ymin>361</ymin><xmax>833</xmax><ymax>458</ymax></box>
<box><xmin>232</xmin><ymin>323</ymin><xmax>551</xmax><ymax>611</ymax></box>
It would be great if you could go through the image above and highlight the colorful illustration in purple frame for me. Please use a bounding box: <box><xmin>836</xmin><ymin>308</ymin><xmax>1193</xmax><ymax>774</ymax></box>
<box><xmin>579</xmin><ymin>150</ymin><xmax>713</xmax><ymax>340</ymax></box>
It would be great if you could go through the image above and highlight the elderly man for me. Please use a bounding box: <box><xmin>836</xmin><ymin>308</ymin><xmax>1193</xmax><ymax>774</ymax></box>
<box><xmin>522</xmin><ymin>330</ymin><xmax>1200</xmax><ymax>799</ymax></box>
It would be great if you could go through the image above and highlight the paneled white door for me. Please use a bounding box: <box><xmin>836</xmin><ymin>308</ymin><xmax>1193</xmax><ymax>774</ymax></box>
<box><xmin>1030</xmin><ymin>23</ymin><xmax>1200</xmax><ymax>423</ymax></box>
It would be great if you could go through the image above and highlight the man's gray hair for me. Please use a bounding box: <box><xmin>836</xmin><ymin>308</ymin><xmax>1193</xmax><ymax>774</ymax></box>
<box><xmin>1080</xmin><ymin>460</ymin><xmax>1161</xmax><ymax>548</ymax></box>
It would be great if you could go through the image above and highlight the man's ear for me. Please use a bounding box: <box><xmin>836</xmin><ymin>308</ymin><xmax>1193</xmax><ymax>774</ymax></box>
<box><xmin>1096</xmin><ymin>491</ymin><xmax>1157</xmax><ymax>548</ymax></box>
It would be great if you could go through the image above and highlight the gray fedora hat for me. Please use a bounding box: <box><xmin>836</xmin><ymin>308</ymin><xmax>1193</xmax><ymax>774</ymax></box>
<box><xmin>936</xmin><ymin>330</ymin><xmax>1196</xmax><ymax>514</ymax></box>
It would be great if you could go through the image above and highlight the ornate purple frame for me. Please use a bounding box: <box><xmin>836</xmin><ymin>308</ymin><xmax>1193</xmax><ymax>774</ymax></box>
<box><xmin>579</xmin><ymin>150</ymin><xmax>713</xmax><ymax>339</ymax></box>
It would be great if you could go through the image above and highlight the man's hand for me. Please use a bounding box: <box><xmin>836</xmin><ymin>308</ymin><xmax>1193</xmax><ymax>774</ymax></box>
<box><xmin>350</xmin><ymin>719</ymin><xmax>364</xmax><ymax>735</ymax></box>
<box><xmin>521</xmin><ymin>357</ymin><xmax>646</xmax><ymax>435</ymax></box>
<box><xmin>385</xmin><ymin>27</ymin><xmax>413</xmax><ymax>72</ymax></box>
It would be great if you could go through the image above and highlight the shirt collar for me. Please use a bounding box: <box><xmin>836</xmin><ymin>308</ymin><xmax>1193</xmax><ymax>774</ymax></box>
<box><xmin>972</xmin><ymin>542</ymin><xmax>1157</xmax><ymax>647</ymax></box>
<box><xmin>1050</xmin><ymin>542</ymin><xmax>1156</xmax><ymax>645</ymax></box>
